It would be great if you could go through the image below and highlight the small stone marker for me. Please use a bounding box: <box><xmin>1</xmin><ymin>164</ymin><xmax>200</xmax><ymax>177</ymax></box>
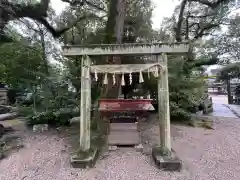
<box><xmin>33</xmin><ymin>124</ymin><xmax>48</xmax><ymax>133</ymax></box>
<box><xmin>108</xmin><ymin>146</ymin><xmax>118</xmax><ymax>151</ymax></box>
<box><xmin>70</xmin><ymin>117</ymin><xmax>80</xmax><ymax>124</ymax></box>
<box><xmin>134</xmin><ymin>144</ymin><xmax>143</xmax><ymax>152</ymax></box>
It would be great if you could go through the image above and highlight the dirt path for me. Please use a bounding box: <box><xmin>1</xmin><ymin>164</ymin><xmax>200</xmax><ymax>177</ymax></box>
<box><xmin>0</xmin><ymin>116</ymin><xmax>240</xmax><ymax>180</ymax></box>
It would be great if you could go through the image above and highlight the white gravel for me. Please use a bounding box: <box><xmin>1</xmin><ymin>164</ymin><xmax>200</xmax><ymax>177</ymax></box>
<box><xmin>1</xmin><ymin>117</ymin><xmax>240</xmax><ymax>180</ymax></box>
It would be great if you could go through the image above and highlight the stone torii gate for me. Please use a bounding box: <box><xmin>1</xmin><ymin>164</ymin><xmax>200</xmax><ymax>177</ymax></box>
<box><xmin>62</xmin><ymin>43</ymin><xmax>190</xmax><ymax>170</ymax></box>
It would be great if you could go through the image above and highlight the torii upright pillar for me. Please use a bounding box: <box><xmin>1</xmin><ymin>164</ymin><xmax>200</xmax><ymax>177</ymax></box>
<box><xmin>79</xmin><ymin>55</ymin><xmax>91</xmax><ymax>152</ymax></box>
<box><xmin>153</xmin><ymin>53</ymin><xmax>182</xmax><ymax>171</ymax></box>
<box><xmin>158</xmin><ymin>53</ymin><xmax>171</xmax><ymax>152</ymax></box>
<box><xmin>71</xmin><ymin>55</ymin><xmax>98</xmax><ymax>168</ymax></box>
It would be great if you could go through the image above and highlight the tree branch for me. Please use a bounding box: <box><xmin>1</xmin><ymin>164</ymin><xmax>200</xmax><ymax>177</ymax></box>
<box><xmin>190</xmin><ymin>56</ymin><xmax>219</xmax><ymax>68</ymax></box>
<box><xmin>35</xmin><ymin>14</ymin><xmax>98</xmax><ymax>38</ymax></box>
<box><xmin>188</xmin><ymin>0</ymin><xmax>230</xmax><ymax>9</ymax></box>
<box><xmin>1</xmin><ymin>0</ymin><xmax>102</xmax><ymax>38</ymax></box>
<box><xmin>2</xmin><ymin>0</ymin><xmax>50</xmax><ymax>18</ymax></box>
<box><xmin>176</xmin><ymin>0</ymin><xmax>188</xmax><ymax>42</ymax></box>
<box><xmin>188</xmin><ymin>22</ymin><xmax>200</xmax><ymax>29</ymax></box>
<box><xmin>188</xmin><ymin>13</ymin><xmax>217</xmax><ymax>18</ymax></box>
<box><xmin>194</xmin><ymin>23</ymin><xmax>219</xmax><ymax>39</ymax></box>
<box><xmin>175</xmin><ymin>0</ymin><xmax>230</xmax><ymax>42</ymax></box>
<box><xmin>61</xmin><ymin>0</ymin><xmax>107</xmax><ymax>12</ymax></box>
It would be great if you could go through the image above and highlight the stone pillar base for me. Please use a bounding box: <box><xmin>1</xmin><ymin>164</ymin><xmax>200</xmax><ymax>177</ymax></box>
<box><xmin>70</xmin><ymin>147</ymin><xmax>99</xmax><ymax>168</ymax></box>
<box><xmin>152</xmin><ymin>147</ymin><xmax>182</xmax><ymax>171</ymax></box>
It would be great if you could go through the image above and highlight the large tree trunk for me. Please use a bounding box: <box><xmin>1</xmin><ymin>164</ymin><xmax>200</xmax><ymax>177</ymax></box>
<box><xmin>39</xmin><ymin>29</ymin><xmax>49</xmax><ymax>75</ymax></box>
<box><xmin>91</xmin><ymin>0</ymin><xmax>127</xmax><ymax>132</ymax></box>
<box><xmin>102</xmin><ymin>0</ymin><xmax>127</xmax><ymax>99</ymax></box>
<box><xmin>0</xmin><ymin>0</ymin><xmax>6</xmax><ymax>42</ymax></box>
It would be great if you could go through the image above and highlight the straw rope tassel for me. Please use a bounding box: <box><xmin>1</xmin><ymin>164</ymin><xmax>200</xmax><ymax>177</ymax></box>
<box><xmin>94</xmin><ymin>70</ymin><xmax>98</xmax><ymax>81</ymax></box>
<box><xmin>129</xmin><ymin>72</ymin><xmax>132</xmax><ymax>85</ymax></box>
<box><xmin>113</xmin><ymin>73</ymin><xmax>116</xmax><ymax>85</ymax></box>
<box><xmin>148</xmin><ymin>68</ymin><xmax>150</xmax><ymax>79</ymax></box>
<box><xmin>121</xmin><ymin>73</ymin><xmax>125</xmax><ymax>86</ymax></box>
<box><xmin>103</xmin><ymin>73</ymin><xmax>108</xmax><ymax>84</ymax></box>
<box><xmin>139</xmin><ymin>71</ymin><xmax>144</xmax><ymax>83</ymax></box>
<box><xmin>154</xmin><ymin>67</ymin><xmax>159</xmax><ymax>77</ymax></box>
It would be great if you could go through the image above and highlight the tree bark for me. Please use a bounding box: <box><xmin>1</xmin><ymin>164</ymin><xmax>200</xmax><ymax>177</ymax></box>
<box><xmin>0</xmin><ymin>0</ymin><xmax>6</xmax><ymax>42</ymax></box>
<box><xmin>227</xmin><ymin>74</ymin><xmax>232</xmax><ymax>104</ymax></box>
<box><xmin>91</xmin><ymin>0</ymin><xmax>127</xmax><ymax>133</ymax></box>
<box><xmin>39</xmin><ymin>28</ymin><xmax>51</xmax><ymax>111</ymax></box>
<box><xmin>176</xmin><ymin>0</ymin><xmax>188</xmax><ymax>42</ymax></box>
<box><xmin>39</xmin><ymin>29</ymin><xmax>49</xmax><ymax>75</ymax></box>
<box><xmin>104</xmin><ymin>0</ymin><xmax>118</xmax><ymax>44</ymax></box>
<box><xmin>102</xmin><ymin>0</ymin><xmax>127</xmax><ymax>99</ymax></box>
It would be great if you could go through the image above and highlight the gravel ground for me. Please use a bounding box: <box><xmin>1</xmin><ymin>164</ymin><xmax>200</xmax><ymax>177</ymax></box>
<box><xmin>1</xmin><ymin>116</ymin><xmax>240</xmax><ymax>180</ymax></box>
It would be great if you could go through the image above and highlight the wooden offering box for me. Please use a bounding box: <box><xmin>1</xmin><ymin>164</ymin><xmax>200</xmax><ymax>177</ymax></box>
<box><xmin>98</xmin><ymin>99</ymin><xmax>155</xmax><ymax>117</ymax></box>
<box><xmin>98</xmin><ymin>99</ymin><xmax>155</xmax><ymax>146</ymax></box>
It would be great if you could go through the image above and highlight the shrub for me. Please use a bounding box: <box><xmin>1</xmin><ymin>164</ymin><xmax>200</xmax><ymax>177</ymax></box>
<box><xmin>26</xmin><ymin>108</ymin><xmax>80</xmax><ymax>126</ymax></box>
<box><xmin>54</xmin><ymin>108</ymin><xmax>74</xmax><ymax>126</ymax></box>
<box><xmin>17</xmin><ymin>106</ymin><xmax>35</xmax><ymax>117</ymax></box>
<box><xmin>7</xmin><ymin>88</ymin><xmax>22</xmax><ymax>105</ymax></box>
<box><xmin>27</xmin><ymin>111</ymin><xmax>54</xmax><ymax>126</ymax></box>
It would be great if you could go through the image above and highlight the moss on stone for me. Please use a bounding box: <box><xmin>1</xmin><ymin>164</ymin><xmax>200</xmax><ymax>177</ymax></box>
<box><xmin>153</xmin><ymin>146</ymin><xmax>171</xmax><ymax>157</ymax></box>
<box><xmin>75</xmin><ymin>147</ymin><xmax>96</xmax><ymax>159</ymax></box>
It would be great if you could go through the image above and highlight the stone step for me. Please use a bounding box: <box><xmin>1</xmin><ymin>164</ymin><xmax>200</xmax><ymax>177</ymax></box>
<box><xmin>110</xmin><ymin>117</ymin><xmax>137</xmax><ymax>123</ymax></box>
<box><xmin>108</xmin><ymin>130</ymin><xmax>140</xmax><ymax>146</ymax></box>
<box><xmin>110</xmin><ymin>123</ymin><xmax>138</xmax><ymax>131</ymax></box>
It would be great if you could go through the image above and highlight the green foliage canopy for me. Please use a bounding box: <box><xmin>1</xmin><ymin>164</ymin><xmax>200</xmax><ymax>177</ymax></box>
<box><xmin>0</xmin><ymin>42</ymin><xmax>44</xmax><ymax>88</ymax></box>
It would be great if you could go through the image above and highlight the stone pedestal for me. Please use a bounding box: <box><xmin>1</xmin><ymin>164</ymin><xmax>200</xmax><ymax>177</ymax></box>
<box><xmin>152</xmin><ymin>147</ymin><xmax>182</xmax><ymax>171</ymax></box>
<box><xmin>108</xmin><ymin>123</ymin><xmax>140</xmax><ymax>146</ymax></box>
<box><xmin>70</xmin><ymin>148</ymin><xmax>98</xmax><ymax>168</ymax></box>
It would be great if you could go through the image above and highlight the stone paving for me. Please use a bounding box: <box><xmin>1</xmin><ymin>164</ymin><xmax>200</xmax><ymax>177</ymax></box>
<box><xmin>224</xmin><ymin>104</ymin><xmax>240</xmax><ymax>118</ymax></box>
<box><xmin>209</xmin><ymin>95</ymin><xmax>237</xmax><ymax>118</ymax></box>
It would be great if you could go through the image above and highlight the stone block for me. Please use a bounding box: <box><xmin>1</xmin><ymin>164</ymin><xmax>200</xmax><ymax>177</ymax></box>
<box><xmin>108</xmin><ymin>146</ymin><xmax>118</xmax><ymax>151</ymax></box>
<box><xmin>33</xmin><ymin>124</ymin><xmax>48</xmax><ymax>133</ymax></box>
<box><xmin>142</xmin><ymin>144</ymin><xmax>152</xmax><ymax>155</ymax></box>
<box><xmin>70</xmin><ymin>117</ymin><xmax>80</xmax><ymax>124</ymax></box>
<box><xmin>152</xmin><ymin>147</ymin><xmax>182</xmax><ymax>171</ymax></box>
<box><xmin>134</xmin><ymin>144</ymin><xmax>143</xmax><ymax>152</ymax></box>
